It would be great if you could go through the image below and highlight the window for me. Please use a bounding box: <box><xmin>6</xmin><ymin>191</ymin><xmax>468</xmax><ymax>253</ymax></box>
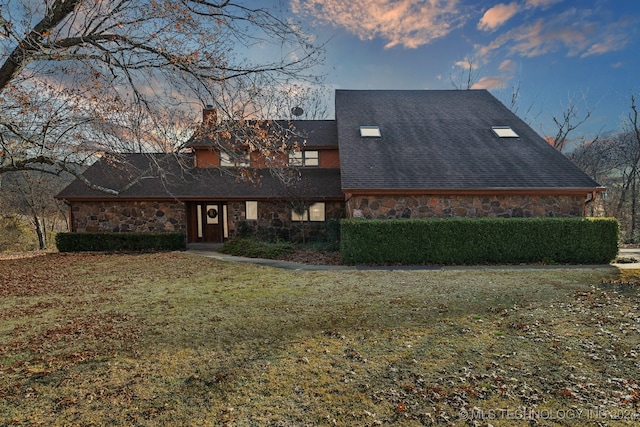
<box><xmin>360</xmin><ymin>126</ymin><xmax>381</xmax><ymax>137</ymax></box>
<box><xmin>291</xmin><ymin>208</ymin><xmax>306</xmax><ymax>222</ymax></box>
<box><xmin>291</xmin><ymin>202</ymin><xmax>325</xmax><ymax>222</ymax></box>
<box><xmin>289</xmin><ymin>150</ymin><xmax>319</xmax><ymax>167</ymax></box>
<box><xmin>308</xmin><ymin>202</ymin><xmax>325</xmax><ymax>221</ymax></box>
<box><xmin>245</xmin><ymin>201</ymin><xmax>258</xmax><ymax>220</ymax></box>
<box><xmin>220</xmin><ymin>151</ymin><xmax>250</xmax><ymax>167</ymax></box>
<box><xmin>492</xmin><ymin>126</ymin><xmax>519</xmax><ymax>138</ymax></box>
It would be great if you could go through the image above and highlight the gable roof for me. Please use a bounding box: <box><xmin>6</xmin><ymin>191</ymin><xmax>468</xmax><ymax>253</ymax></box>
<box><xmin>335</xmin><ymin>89</ymin><xmax>602</xmax><ymax>193</ymax></box>
<box><xmin>56</xmin><ymin>153</ymin><xmax>343</xmax><ymax>201</ymax></box>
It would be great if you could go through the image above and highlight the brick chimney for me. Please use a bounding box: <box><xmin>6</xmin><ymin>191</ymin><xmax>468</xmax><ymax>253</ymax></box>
<box><xmin>203</xmin><ymin>105</ymin><xmax>217</xmax><ymax>128</ymax></box>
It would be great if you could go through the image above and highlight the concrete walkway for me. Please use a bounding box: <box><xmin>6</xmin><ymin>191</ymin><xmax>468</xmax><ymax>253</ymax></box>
<box><xmin>187</xmin><ymin>244</ymin><xmax>640</xmax><ymax>272</ymax></box>
<box><xmin>616</xmin><ymin>248</ymin><xmax>640</xmax><ymax>269</ymax></box>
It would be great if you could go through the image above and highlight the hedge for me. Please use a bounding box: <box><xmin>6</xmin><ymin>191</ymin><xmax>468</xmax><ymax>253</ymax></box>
<box><xmin>340</xmin><ymin>217</ymin><xmax>619</xmax><ymax>265</ymax></box>
<box><xmin>56</xmin><ymin>232</ymin><xmax>186</xmax><ymax>253</ymax></box>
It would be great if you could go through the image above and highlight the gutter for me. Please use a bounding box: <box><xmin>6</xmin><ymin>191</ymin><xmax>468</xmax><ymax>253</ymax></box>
<box><xmin>341</xmin><ymin>187</ymin><xmax>607</xmax><ymax>196</ymax></box>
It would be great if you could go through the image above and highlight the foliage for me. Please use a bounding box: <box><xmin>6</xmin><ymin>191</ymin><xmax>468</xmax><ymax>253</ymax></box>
<box><xmin>0</xmin><ymin>215</ymin><xmax>37</xmax><ymax>252</ymax></box>
<box><xmin>340</xmin><ymin>217</ymin><xmax>619</xmax><ymax>265</ymax></box>
<box><xmin>2</xmin><ymin>252</ymin><xmax>640</xmax><ymax>425</ymax></box>
<box><xmin>220</xmin><ymin>237</ymin><xmax>295</xmax><ymax>259</ymax></box>
<box><xmin>324</xmin><ymin>218</ymin><xmax>341</xmax><ymax>246</ymax></box>
<box><xmin>0</xmin><ymin>0</ymin><xmax>324</xmax><ymax>192</ymax></box>
<box><xmin>0</xmin><ymin>170</ymin><xmax>70</xmax><ymax>249</ymax></box>
<box><xmin>55</xmin><ymin>232</ymin><xmax>185</xmax><ymax>252</ymax></box>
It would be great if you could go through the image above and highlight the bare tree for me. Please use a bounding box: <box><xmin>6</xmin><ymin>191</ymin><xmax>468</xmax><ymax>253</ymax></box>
<box><xmin>569</xmin><ymin>94</ymin><xmax>640</xmax><ymax>241</ymax></box>
<box><xmin>0</xmin><ymin>0</ymin><xmax>324</xmax><ymax>193</ymax></box>
<box><xmin>551</xmin><ymin>93</ymin><xmax>594</xmax><ymax>152</ymax></box>
<box><xmin>615</xmin><ymin>95</ymin><xmax>640</xmax><ymax>241</ymax></box>
<box><xmin>0</xmin><ymin>170</ymin><xmax>70</xmax><ymax>249</ymax></box>
<box><xmin>568</xmin><ymin>133</ymin><xmax>622</xmax><ymax>218</ymax></box>
<box><xmin>450</xmin><ymin>57</ymin><xmax>480</xmax><ymax>90</ymax></box>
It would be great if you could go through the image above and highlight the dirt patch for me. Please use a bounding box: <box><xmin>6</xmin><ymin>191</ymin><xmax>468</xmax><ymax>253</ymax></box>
<box><xmin>277</xmin><ymin>248</ymin><xmax>342</xmax><ymax>265</ymax></box>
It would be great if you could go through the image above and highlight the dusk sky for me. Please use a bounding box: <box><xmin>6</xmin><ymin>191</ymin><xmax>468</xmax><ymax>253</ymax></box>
<box><xmin>268</xmin><ymin>0</ymin><xmax>639</xmax><ymax>141</ymax></box>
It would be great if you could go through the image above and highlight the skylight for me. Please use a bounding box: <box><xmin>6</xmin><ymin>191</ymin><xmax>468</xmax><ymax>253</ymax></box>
<box><xmin>492</xmin><ymin>126</ymin><xmax>519</xmax><ymax>138</ymax></box>
<box><xmin>360</xmin><ymin>126</ymin><xmax>381</xmax><ymax>138</ymax></box>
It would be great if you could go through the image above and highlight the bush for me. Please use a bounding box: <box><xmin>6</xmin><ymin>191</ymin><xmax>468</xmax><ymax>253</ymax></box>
<box><xmin>55</xmin><ymin>232</ymin><xmax>186</xmax><ymax>252</ymax></box>
<box><xmin>0</xmin><ymin>215</ymin><xmax>37</xmax><ymax>252</ymax></box>
<box><xmin>220</xmin><ymin>238</ymin><xmax>295</xmax><ymax>258</ymax></box>
<box><xmin>340</xmin><ymin>217</ymin><xmax>619</xmax><ymax>265</ymax></box>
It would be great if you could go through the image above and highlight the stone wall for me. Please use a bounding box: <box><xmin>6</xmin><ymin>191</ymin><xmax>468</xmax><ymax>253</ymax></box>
<box><xmin>348</xmin><ymin>194</ymin><xmax>586</xmax><ymax>219</ymax></box>
<box><xmin>71</xmin><ymin>201</ymin><xmax>187</xmax><ymax>233</ymax></box>
<box><xmin>68</xmin><ymin>194</ymin><xmax>587</xmax><ymax>238</ymax></box>
<box><xmin>227</xmin><ymin>200</ymin><xmax>345</xmax><ymax>242</ymax></box>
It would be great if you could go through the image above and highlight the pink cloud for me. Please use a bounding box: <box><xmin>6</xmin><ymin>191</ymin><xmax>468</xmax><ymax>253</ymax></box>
<box><xmin>582</xmin><ymin>33</ymin><xmax>629</xmax><ymax>57</ymax></box>
<box><xmin>454</xmin><ymin>58</ymin><xmax>480</xmax><ymax>69</ymax></box>
<box><xmin>498</xmin><ymin>59</ymin><xmax>516</xmax><ymax>72</ymax></box>
<box><xmin>525</xmin><ymin>0</ymin><xmax>562</xmax><ymax>8</ymax></box>
<box><xmin>290</xmin><ymin>0</ymin><xmax>466</xmax><ymax>49</ymax></box>
<box><xmin>508</xmin><ymin>20</ymin><xmax>590</xmax><ymax>57</ymax></box>
<box><xmin>471</xmin><ymin>76</ymin><xmax>504</xmax><ymax>90</ymax></box>
<box><xmin>478</xmin><ymin>3</ymin><xmax>519</xmax><ymax>31</ymax></box>
<box><xmin>474</xmin><ymin>10</ymin><xmax>632</xmax><ymax>61</ymax></box>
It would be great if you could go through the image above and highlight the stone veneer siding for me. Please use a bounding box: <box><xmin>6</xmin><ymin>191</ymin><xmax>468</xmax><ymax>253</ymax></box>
<box><xmin>226</xmin><ymin>200</ymin><xmax>345</xmax><ymax>241</ymax></box>
<box><xmin>71</xmin><ymin>201</ymin><xmax>187</xmax><ymax>233</ymax></box>
<box><xmin>348</xmin><ymin>194</ymin><xmax>586</xmax><ymax>219</ymax></box>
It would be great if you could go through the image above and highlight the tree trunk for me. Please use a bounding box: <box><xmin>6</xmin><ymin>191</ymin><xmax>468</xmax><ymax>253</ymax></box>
<box><xmin>632</xmin><ymin>174</ymin><xmax>638</xmax><ymax>242</ymax></box>
<box><xmin>32</xmin><ymin>212</ymin><xmax>45</xmax><ymax>250</ymax></box>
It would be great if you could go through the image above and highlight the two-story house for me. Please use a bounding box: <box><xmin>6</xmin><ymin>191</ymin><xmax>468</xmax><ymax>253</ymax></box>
<box><xmin>56</xmin><ymin>89</ymin><xmax>604</xmax><ymax>243</ymax></box>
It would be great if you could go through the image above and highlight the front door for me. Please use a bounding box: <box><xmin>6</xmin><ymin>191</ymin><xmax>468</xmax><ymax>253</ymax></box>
<box><xmin>203</xmin><ymin>203</ymin><xmax>223</xmax><ymax>243</ymax></box>
<box><xmin>189</xmin><ymin>202</ymin><xmax>225</xmax><ymax>243</ymax></box>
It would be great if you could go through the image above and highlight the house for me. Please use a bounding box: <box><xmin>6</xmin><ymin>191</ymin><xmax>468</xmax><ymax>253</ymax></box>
<box><xmin>56</xmin><ymin>90</ymin><xmax>604</xmax><ymax>244</ymax></box>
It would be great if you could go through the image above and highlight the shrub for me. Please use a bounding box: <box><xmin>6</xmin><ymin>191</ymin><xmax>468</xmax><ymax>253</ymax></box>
<box><xmin>220</xmin><ymin>238</ymin><xmax>295</xmax><ymax>258</ymax></box>
<box><xmin>340</xmin><ymin>217</ymin><xmax>619</xmax><ymax>265</ymax></box>
<box><xmin>55</xmin><ymin>232</ymin><xmax>186</xmax><ymax>252</ymax></box>
<box><xmin>0</xmin><ymin>215</ymin><xmax>37</xmax><ymax>252</ymax></box>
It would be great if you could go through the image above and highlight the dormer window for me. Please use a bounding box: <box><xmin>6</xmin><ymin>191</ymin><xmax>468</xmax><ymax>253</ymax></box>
<box><xmin>360</xmin><ymin>126</ymin><xmax>381</xmax><ymax>138</ymax></box>
<box><xmin>492</xmin><ymin>126</ymin><xmax>519</xmax><ymax>138</ymax></box>
<box><xmin>220</xmin><ymin>151</ymin><xmax>250</xmax><ymax>167</ymax></box>
<box><xmin>289</xmin><ymin>150</ymin><xmax>319</xmax><ymax>167</ymax></box>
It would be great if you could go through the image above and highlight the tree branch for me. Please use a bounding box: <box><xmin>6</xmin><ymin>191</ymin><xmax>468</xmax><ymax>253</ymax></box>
<box><xmin>0</xmin><ymin>0</ymin><xmax>82</xmax><ymax>91</ymax></box>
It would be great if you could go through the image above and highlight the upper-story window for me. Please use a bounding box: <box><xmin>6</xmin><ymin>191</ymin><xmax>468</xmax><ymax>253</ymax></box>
<box><xmin>220</xmin><ymin>151</ymin><xmax>250</xmax><ymax>167</ymax></box>
<box><xmin>289</xmin><ymin>150</ymin><xmax>319</xmax><ymax>167</ymax></box>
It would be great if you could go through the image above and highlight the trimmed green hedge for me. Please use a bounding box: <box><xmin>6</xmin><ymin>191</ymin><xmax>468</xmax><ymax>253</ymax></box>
<box><xmin>340</xmin><ymin>217</ymin><xmax>619</xmax><ymax>265</ymax></box>
<box><xmin>56</xmin><ymin>232</ymin><xmax>186</xmax><ymax>253</ymax></box>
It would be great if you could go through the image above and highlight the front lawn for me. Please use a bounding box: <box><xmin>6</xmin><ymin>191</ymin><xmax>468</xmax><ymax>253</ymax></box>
<box><xmin>1</xmin><ymin>253</ymin><xmax>639</xmax><ymax>426</ymax></box>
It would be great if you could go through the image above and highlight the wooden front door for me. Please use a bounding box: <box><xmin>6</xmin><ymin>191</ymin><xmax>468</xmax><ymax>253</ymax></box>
<box><xmin>203</xmin><ymin>203</ymin><xmax>223</xmax><ymax>243</ymax></box>
<box><xmin>188</xmin><ymin>202</ymin><xmax>225</xmax><ymax>243</ymax></box>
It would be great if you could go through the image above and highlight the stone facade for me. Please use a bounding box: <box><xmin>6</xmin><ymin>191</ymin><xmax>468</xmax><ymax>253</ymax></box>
<box><xmin>70</xmin><ymin>199</ymin><xmax>343</xmax><ymax>242</ymax></box>
<box><xmin>71</xmin><ymin>201</ymin><xmax>187</xmax><ymax>233</ymax></box>
<box><xmin>69</xmin><ymin>194</ymin><xmax>586</xmax><ymax>240</ymax></box>
<box><xmin>348</xmin><ymin>194</ymin><xmax>586</xmax><ymax>219</ymax></box>
<box><xmin>227</xmin><ymin>200</ymin><xmax>344</xmax><ymax>242</ymax></box>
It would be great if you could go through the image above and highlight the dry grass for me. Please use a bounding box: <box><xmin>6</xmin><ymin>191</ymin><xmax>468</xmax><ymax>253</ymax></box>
<box><xmin>1</xmin><ymin>252</ymin><xmax>640</xmax><ymax>426</ymax></box>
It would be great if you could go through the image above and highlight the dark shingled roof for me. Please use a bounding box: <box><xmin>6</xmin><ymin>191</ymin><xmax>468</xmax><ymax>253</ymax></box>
<box><xmin>56</xmin><ymin>153</ymin><xmax>342</xmax><ymax>200</ymax></box>
<box><xmin>335</xmin><ymin>89</ymin><xmax>602</xmax><ymax>191</ymax></box>
<box><xmin>289</xmin><ymin>120</ymin><xmax>338</xmax><ymax>147</ymax></box>
<box><xmin>186</xmin><ymin>120</ymin><xmax>338</xmax><ymax>148</ymax></box>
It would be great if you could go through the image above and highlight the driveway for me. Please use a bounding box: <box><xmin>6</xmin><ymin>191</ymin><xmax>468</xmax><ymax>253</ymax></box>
<box><xmin>614</xmin><ymin>248</ymin><xmax>640</xmax><ymax>269</ymax></box>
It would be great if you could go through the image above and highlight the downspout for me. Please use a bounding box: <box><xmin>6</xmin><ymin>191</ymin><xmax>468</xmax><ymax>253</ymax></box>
<box><xmin>584</xmin><ymin>191</ymin><xmax>596</xmax><ymax>217</ymax></box>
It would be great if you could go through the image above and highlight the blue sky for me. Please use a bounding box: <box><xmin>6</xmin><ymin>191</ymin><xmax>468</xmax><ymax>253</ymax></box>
<box><xmin>269</xmin><ymin>0</ymin><xmax>639</xmax><ymax>141</ymax></box>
